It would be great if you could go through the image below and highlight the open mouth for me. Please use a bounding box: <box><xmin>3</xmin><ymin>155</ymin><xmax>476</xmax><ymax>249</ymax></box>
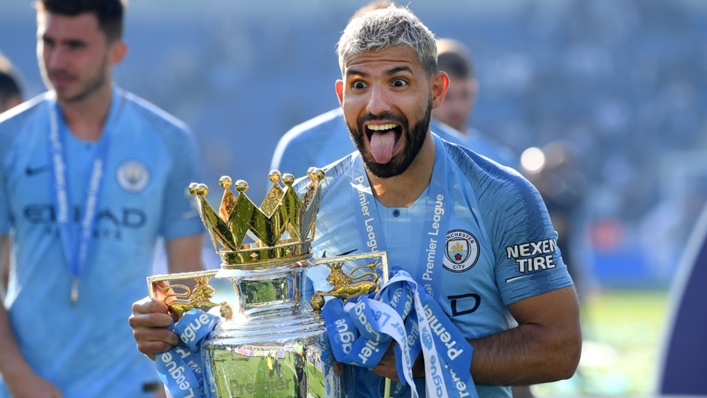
<box><xmin>365</xmin><ymin>123</ymin><xmax>403</xmax><ymax>164</ymax></box>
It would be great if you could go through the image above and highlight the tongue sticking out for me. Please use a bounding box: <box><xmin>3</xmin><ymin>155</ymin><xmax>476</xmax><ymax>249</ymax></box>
<box><xmin>369</xmin><ymin>131</ymin><xmax>396</xmax><ymax>164</ymax></box>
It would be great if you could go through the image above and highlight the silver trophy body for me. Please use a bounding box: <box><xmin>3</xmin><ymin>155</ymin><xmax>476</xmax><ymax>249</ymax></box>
<box><xmin>149</xmin><ymin>172</ymin><xmax>387</xmax><ymax>397</ymax></box>
<box><xmin>202</xmin><ymin>256</ymin><xmax>342</xmax><ymax>398</ymax></box>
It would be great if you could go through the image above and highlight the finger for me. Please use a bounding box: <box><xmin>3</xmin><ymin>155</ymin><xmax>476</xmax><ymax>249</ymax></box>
<box><xmin>132</xmin><ymin>297</ymin><xmax>169</xmax><ymax>315</ymax></box>
<box><xmin>136</xmin><ymin>340</ymin><xmax>176</xmax><ymax>358</ymax></box>
<box><xmin>333</xmin><ymin>362</ymin><xmax>343</xmax><ymax>375</ymax></box>
<box><xmin>372</xmin><ymin>364</ymin><xmax>400</xmax><ymax>383</ymax></box>
<box><xmin>129</xmin><ymin>311</ymin><xmax>175</xmax><ymax>329</ymax></box>
<box><xmin>151</xmin><ymin>281</ymin><xmax>170</xmax><ymax>301</ymax></box>
<box><xmin>133</xmin><ymin>325</ymin><xmax>180</xmax><ymax>346</ymax></box>
<box><xmin>133</xmin><ymin>329</ymin><xmax>179</xmax><ymax>357</ymax></box>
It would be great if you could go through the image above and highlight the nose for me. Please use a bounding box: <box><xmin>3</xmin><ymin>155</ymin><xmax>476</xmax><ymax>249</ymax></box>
<box><xmin>45</xmin><ymin>46</ymin><xmax>65</xmax><ymax>70</ymax></box>
<box><xmin>365</xmin><ymin>85</ymin><xmax>392</xmax><ymax>116</ymax></box>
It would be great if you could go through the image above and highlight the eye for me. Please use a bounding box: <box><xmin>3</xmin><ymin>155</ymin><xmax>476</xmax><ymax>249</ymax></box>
<box><xmin>392</xmin><ymin>79</ymin><xmax>408</xmax><ymax>87</ymax></box>
<box><xmin>67</xmin><ymin>41</ymin><xmax>85</xmax><ymax>50</ymax></box>
<box><xmin>352</xmin><ymin>81</ymin><xmax>367</xmax><ymax>89</ymax></box>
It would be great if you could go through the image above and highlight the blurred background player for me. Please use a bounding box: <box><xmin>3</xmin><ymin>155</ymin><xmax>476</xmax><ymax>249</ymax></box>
<box><xmin>432</xmin><ymin>38</ymin><xmax>518</xmax><ymax>169</ymax></box>
<box><xmin>0</xmin><ymin>51</ymin><xmax>22</xmax><ymax>114</ymax></box>
<box><xmin>0</xmin><ymin>1</ymin><xmax>204</xmax><ymax>397</ymax></box>
<box><xmin>0</xmin><ymin>51</ymin><xmax>22</xmax><ymax>297</ymax></box>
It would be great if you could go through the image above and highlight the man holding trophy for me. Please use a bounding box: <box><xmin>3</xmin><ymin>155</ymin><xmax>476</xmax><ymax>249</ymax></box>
<box><xmin>131</xmin><ymin>5</ymin><xmax>581</xmax><ymax>397</ymax></box>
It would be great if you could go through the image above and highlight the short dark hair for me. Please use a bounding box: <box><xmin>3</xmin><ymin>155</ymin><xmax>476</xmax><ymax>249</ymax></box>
<box><xmin>36</xmin><ymin>0</ymin><xmax>126</xmax><ymax>42</ymax></box>
<box><xmin>0</xmin><ymin>72</ymin><xmax>21</xmax><ymax>111</ymax></box>
<box><xmin>0</xmin><ymin>52</ymin><xmax>22</xmax><ymax>110</ymax></box>
<box><xmin>437</xmin><ymin>38</ymin><xmax>474</xmax><ymax>80</ymax></box>
<box><xmin>0</xmin><ymin>71</ymin><xmax>21</xmax><ymax>99</ymax></box>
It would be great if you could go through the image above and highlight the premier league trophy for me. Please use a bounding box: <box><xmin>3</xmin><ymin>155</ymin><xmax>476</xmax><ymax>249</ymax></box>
<box><xmin>147</xmin><ymin>169</ymin><xmax>388</xmax><ymax>398</ymax></box>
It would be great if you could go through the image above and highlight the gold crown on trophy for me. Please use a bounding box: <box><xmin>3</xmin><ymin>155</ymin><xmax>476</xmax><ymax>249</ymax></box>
<box><xmin>188</xmin><ymin>168</ymin><xmax>325</xmax><ymax>267</ymax></box>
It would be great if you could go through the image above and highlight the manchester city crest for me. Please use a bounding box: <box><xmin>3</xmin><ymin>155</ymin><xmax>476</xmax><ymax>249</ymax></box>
<box><xmin>116</xmin><ymin>159</ymin><xmax>150</xmax><ymax>193</ymax></box>
<box><xmin>443</xmin><ymin>229</ymin><xmax>479</xmax><ymax>273</ymax></box>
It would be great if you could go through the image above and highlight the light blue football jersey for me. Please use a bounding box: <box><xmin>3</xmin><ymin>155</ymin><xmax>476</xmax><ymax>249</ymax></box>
<box><xmin>460</xmin><ymin>127</ymin><xmax>519</xmax><ymax>170</ymax></box>
<box><xmin>271</xmin><ymin>107</ymin><xmax>467</xmax><ymax>179</ymax></box>
<box><xmin>0</xmin><ymin>88</ymin><xmax>204</xmax><ymax>398</ymax></box>
<box><xmin>301</xmin><ymin>135</ymin><xmax>573</xmax><ymax>397</ymax></box>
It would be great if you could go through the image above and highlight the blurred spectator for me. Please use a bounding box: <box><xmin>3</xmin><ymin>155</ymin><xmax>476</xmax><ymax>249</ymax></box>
<box><xmin>432</xmin><ymin>38</ymin><xmax>519</xmax><ymax>169</ymax></box>
<box><xmin>524</xmin><ymin>141</ymin><xmax>587</xmax><ymax>292</ymax></box>
<box><xmin>0</xmin><ymin>51</ymin><xmax>22</xmax><ymax>113</ymax></box>
<box><xmin>0</xmin><ymin>1</ymin><xmax>203</xmax><ymax>397</ymax></box>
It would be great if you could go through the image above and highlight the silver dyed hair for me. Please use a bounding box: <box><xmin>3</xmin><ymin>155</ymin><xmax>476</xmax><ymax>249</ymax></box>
<box><xmin>336</xmin><ymin>5</ymin><xmax>437</xmax><ymax>76</ymax></box>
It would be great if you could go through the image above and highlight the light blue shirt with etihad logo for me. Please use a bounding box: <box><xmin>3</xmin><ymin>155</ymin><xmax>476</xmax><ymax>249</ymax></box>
<box><xmin>271</xmin><ymin>107</ymin><xmax>468</xmax><ymax>179</ymax></box>
<box><xmin>301</xmin><ymin>135</ymin><xmax>573</xmax><ymax>397</ymax></box>
<box><xmin>0</xmin><ymin>88</ymin><xmax>204</xmax><ymax>398</ymax></box>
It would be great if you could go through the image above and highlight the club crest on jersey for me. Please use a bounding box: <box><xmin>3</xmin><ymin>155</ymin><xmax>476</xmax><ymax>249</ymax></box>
<box><xmin>116</xmin><ymin>160</ymin><xmax>150</xmax><ymax>193</ymax></box>
<box><xmin>443</xmin><ymin>229</ymin><xmax>479</xmax><ymax>273</ymax></box>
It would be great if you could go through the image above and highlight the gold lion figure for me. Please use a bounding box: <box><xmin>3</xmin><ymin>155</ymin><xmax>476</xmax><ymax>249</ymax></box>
<box><xmin>310</xmin><ymin>260</ymin><xmax>380</xmax><ymax>310</ymax></box>
<box><xmin>161</xmin><ymin>277</ymin><xmax>232</xmax><ymax>320</ymax></box>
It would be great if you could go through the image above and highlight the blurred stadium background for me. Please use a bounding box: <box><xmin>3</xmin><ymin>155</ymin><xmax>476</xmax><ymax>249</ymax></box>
<box><xmin>2</xmin><ymin>0</ymin><xmax>706</xmax><ymax>395</ymax></box>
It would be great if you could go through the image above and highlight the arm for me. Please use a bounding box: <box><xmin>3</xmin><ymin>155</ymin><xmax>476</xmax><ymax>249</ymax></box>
<box><xmin>469</xmin><ymin>285</ymin><xmax>582</xmax><ymax>385</ymax></box>
<box><xmin>373</xmin><ymin>286</ymin><xmax>581</xmax><ymax>386</ymax></box>
<box><xmin>0</xmin><ymin>235</ymin><xmax>63</xmax><ymax>397</ymax></box>
<box><xmin>165</xmin><ymin>234</ymin><xmax>204</xmax><ymax>274</ymax></box>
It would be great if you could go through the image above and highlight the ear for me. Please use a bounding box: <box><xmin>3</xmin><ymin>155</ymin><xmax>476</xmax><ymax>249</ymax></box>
<box><xmin>335</xmin><ymin>79</ymin><xmax>344</xmax><ymax>107</ymax></box>
<box><xmin>109</xmin><ymin>40</ymin><xmax>128</xmax><ymax>66</ymax></box>
<box><xmin>430</xmin><ymin>71</ymin><xmax>449</xmax><ymax>109</ymax></box>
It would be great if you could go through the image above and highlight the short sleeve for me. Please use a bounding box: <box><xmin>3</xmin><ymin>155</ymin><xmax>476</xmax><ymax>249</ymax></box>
<box><xmin>449</xmin><ymin>143</ymin><xmax>574</xmax><ymax>305</ymax></box>
<box><xmin>490</xmin><ymin>173</ymin><xmax>574</xmax><ymax>305</ymax></box>
<box><xmin>158</xmin><ymin>126</ymin><xmax>205</xmax><ymax>240</ymax></box>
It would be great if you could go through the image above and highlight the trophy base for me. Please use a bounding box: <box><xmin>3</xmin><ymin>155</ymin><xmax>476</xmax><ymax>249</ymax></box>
<box><xmin>203</xmin><ymin>312</ymin><xmax>350</xmax><ymax>398</ymax></box>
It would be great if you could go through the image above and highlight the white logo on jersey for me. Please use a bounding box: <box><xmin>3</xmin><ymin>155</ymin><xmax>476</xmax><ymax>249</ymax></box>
<box><xmin>443</xmin><ymin>229</ymin><xmax>479</xmax><ymax>273</ymax></box>
<box><xmin>116</xmin><ymin>160</ymin><xmax>150</xmax><ymax>193</ymax></box>
<box><xmin>505</xmin><ymin>238</ymin><xmax>558</xmax><ymax>274</ymax></box>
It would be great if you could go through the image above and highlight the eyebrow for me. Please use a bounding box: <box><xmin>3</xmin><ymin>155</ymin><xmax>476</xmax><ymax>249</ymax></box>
<box><xmin>40</xmin><ymin>34</ymin><xmax>86</xmax><ymax>45</ymax></box>
<box><xmin>385</xmin><ymin>66</ymin><xmax>413</xmax><ymax>76</ymax></box>
<box><xmin>346</xmin><ymin>65</ymin><xmax>413</xmax><ymax>79</ymax></box>
<box><xmin>346</xmin><ymin>69</ymin><xmax>369</xmax><ymax>79</ymax></box>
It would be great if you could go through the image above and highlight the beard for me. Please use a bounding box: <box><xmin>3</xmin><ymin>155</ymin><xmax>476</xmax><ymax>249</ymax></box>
<box><xmin>44</xmin><ymin>54</ymin><xmax>109</xmax><ymax>104</ymax></box>
<box><xmin>348</xmin><ymin>97</ymin><xmax>432</xmax><ymax>179</ymax></box>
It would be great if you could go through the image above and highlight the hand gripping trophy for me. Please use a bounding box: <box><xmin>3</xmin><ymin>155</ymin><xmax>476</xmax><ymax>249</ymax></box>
<box><xmin>147</xmin><ymin>168</ymin><xmax>388</xmax><ymax>398</ymax></box>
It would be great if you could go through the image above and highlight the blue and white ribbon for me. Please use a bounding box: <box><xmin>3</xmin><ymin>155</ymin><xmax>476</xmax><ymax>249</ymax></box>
<box><xmin>322</xmin><ymin>269</ymin><xmax>477</xmax><ymax>398</ymax></box>
<box><xmin>47</xmin><ymin>90</ymin><xmax>124</xmax><ymax>304</ymax></box>
<box><xmin>156</xmin><ymin>309</ymin><xmax>219</xmax><ymax>398</ymax></box>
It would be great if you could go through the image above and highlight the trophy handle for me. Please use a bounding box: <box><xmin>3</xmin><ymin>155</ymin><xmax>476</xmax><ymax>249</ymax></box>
<box><xmin>312</xmin><ymin>252</ymin><xmax>388</xmax><ymax>283</ymax></box>
<box><xmin>146</xmin><ymin>269</ymin><xmax>234</xmax><ymax>320</ymax></box>
<box><xmin>311</xmin><ymin>252</ymin><xmax>389</xmax><ymax>310</ymax></box>
<box><xmin>312</xmin><ymin>252</ymin><xmax>391</xmax><ymax>397</ymax></box>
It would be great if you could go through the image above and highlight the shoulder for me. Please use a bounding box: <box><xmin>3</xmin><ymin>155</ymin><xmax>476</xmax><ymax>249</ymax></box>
<box><xmin>466</xmin><ymin>129</ymin><xmax>518</xmax><ymax>169</ymax></box>
<box><xmin>444</xmin><ymin>141</ymin><xmax>541</xmax><ymax>216</ymax></box>
<box><xmin>279</xmin><ymin>108</ymin><xmax>345</xmax><ymax>147</ymax></box>
<box><xmin>121</xmin><ymin>90</ymin><xmax>192</xmax><ymax>139</ymax></box>
<box><xmin>0</xmin><ymin>93</ymin><xmax>50</xmax><ymax>131</ymax></box>
<box><xmin>0</xmin><ymin>93</ymin><xmax>51</xmax><ymax>157</ymax></box>
<box><xmin>430</xmin><ymin>119</ymin><xmax>465</xmax><ymax>146</ymax></box>
<box><xmin>293</xmin><ymin>151</ymin><xmax>356</xmax><ymax>198</ymax></box>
